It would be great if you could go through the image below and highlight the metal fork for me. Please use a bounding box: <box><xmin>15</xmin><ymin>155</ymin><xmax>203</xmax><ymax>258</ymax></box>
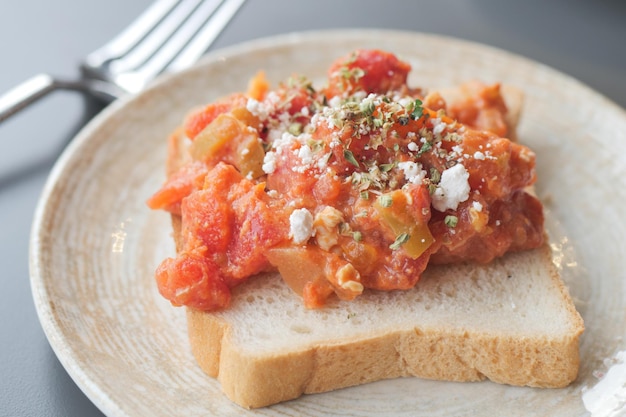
<box><xmin>0</xmin><ymin>0</ymin><xmax>246</xmax><ymax>123</ymax></box>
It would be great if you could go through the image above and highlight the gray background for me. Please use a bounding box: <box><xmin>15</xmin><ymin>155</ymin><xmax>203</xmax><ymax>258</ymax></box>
<box><xmin>1</xmin><ymin>1</ymin><xmax>624</xmax><ymax>416</ymax></box>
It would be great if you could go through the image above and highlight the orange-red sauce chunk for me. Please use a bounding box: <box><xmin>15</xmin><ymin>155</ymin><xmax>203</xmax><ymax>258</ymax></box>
<box><xmin>148</xmin><ymin>49</ymin><xmax>544</xmax><ymax>311</ymax></box>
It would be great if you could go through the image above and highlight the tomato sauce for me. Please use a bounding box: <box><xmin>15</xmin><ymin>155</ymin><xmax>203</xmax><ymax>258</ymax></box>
<box><xmin>147</xmin><ymin>49</ymin><xmax>544</xmax><ymax>311</ymax></box>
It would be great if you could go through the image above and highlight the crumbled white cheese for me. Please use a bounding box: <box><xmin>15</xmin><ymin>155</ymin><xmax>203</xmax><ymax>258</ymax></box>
<box><xmin>432</xmin><ymin>163</ymin><xmax>471</xmax><ymax>212</ymax></box>
<box><xmin>246</xmin><ymin>98</ymin><xmax>262</xmax><ymax>114</ymax></box>
<box><xmin>327</xmin><ymin>116</ymin><xmax>340</xmax><ymax>129</ymax></box>
<box><xmin>407</xmin><ymin>142</ymin><xmax>419</xmax><ymax>152</ymax></box>
<box><xmin>397</xmin><ymin>161</ymin><xmax>426</xmax><ymax>184</ymax></box>
<box><xmin>262</xmin><ymin>151</ymin><xmax>277</xmax><ymax>174</ymax></box>
<box><xmin>289</xmin><ymin>208</ymin><xmax>314</xmax><ymax>244</ymax></box>
<box><xmin>329</xmin><ymin>136</ymin><xmax>341</xmax><ymax>148</ymax></box>
<box><xmin>310</xmin><ymin>112</ymin><xmax>320</xmax><ymax>127</ymax></box>
<box><xmin>317</xmin><ymin>153</ymin><xmax>331</xmax><ymax>170</ymax></box>
<box><xmin>472</xmin><ymin>201</ymin><xmax>483</xmax><ymax>212</ymax></box>
<box><xmin>246</xmin><ymin>98</ymin><xmax>272</xmax><ymax>121</ymax></box>
<box><xmin>431</xmin><ymin>118</ymin><xmax>446</xmax><ymax>136</ymax></box>
<box><xmin>328</xmin><ymin>95</ymin><xmax>342</xmax><ymax>108</ymax></box>
<box><xmin>265</xmin><ymin>91</ymin><xmax>280</xmax><ymax>105</ymax></box>
<box><xmin>297</xmin><ymin>144</ymin><xmax>314</xmax><ymax>166</ymax></box>
<box><xmin>266</xmin><ymin>128</ymin><xmax>283</xmax><ymax>143</ymax></box>
<box><xmin>474</xmin><ymin>151</ymin><xmax>485</xmax><ymax>160</ymax></box>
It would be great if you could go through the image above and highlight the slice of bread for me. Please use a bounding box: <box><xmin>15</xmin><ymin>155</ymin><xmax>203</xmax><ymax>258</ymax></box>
<box><xmin>185</xmin><ymin>244</ymin><xmax>583</xmax><ymax>408</ymax></box>
<box><xmin>162</xmin><ymin>85</ymin><xmax>584</xmax><ymax>409</ymax></box>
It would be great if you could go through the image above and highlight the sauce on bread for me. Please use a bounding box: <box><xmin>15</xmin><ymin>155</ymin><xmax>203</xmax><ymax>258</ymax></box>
<box><xmin>147</xmin><ymin>49</ymin><xmax>544</xmax><ymax>310</ymax></box>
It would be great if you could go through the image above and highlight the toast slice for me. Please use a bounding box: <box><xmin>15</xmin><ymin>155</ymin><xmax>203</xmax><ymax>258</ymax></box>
<box><xmin>161</xmin><ymin>85</ymin><xmax>583</xmax><ymax>409</ymax></box>
<box><xmin>186</xmin><ymin>245</ymin><xmax>583</xmax><ymax>408</ymax></box>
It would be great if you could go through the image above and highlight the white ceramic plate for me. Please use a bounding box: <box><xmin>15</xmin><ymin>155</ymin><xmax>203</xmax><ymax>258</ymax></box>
<box><xmin>30</xmin><ymin>30</ymin><xmax>626</xmax><ymax>417</ymax></box>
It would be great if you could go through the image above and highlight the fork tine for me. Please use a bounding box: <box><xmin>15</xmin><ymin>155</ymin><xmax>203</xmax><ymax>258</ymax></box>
<box><xmin>132</xmin><ymin>0</ymin><xmax>242</xmax><ymax>76</ymax></box>
<box><xmin>0</xmin><ymin>0</ymin><xmax>246</xmax><ymax>125</ymax></box>
<box><xmin>166</xmin><ymin>0</ymin><xmax>247</xmax><ymax>72</ymax></box>
<box><xmin>108</xmin><ymin>0</ymin><xmax>206</xmax><ymax>74</ymax></box>
<box><xmin>83</xmin><ymin>0</ymin><xmax>180</xmax><ymax>69</ymax></box>
<box><xmin>113</xmin><ymin>0</ymin><xmax>246</xmax><ymax>93</ymax></box>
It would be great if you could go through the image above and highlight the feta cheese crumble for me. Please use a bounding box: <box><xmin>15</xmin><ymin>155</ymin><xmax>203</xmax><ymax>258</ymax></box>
<box><xmin>407</xmin><ymin>142</ymin><xmax>420</xmax><ymax>152</ymax></box>
<box><xmin>297</xmin><ymin>144</ymin><xmax>314</xmax><ymax>166</ymax></box>
<box><xmin>262</xmin><ymin>151</ymin><xmax>277</xmax><ymax>174</ymax></box>
<box><xmin>431</xmin><ymin>117</ymin><xmax>446</xmax><ymax>136</ymax></box>
<box><xmin>289</xmin><ymin>208</ymin><xmax>314</xmax><ymax>244</ymax></box>
<box><xmin>432</xmin><ymin>163</ymin><xmax>471</xmax><ymax>212</ymax></box>
<box><xmin>246</xmin><ymin>98</ymin><xmax>271</xmax><ymax>121</ymax></box>
<box><xmin>474</xmin><ymin>151</ymin><xmax>485</xmax><ymax>160</ymax></box>
<box><xmin>397</xmin><ymin>161</ymin><xmax>426</xmax><ymax>184</ymax></box>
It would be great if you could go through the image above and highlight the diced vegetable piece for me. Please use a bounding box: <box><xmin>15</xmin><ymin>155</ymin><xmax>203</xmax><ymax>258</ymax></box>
<box><xmin>340</xmin><ymin>239</ymin><xmax>378</xmax><ymax>275</ymax></box>
<box><xmin>183</xmin><ymin>93</ymin><xmax>249</xmax><ymax>140</ymax></box>
<box><xmin>235</xmin><ymin>133</ymin><xmax>265</xmax><ymax>179</ymax></box>
<box><xmin>230</xmin><ymin>107</ymin><xmax>266</xmax><ymax>178</ymax></box>
<box><xmin>265</xmin><ymin>246</ymin><xmax>325</xmax><ymax>295</ymax></box>
<box><xmin>190</xmin><ymin>113</ymin><xmax>265</xmax><ymax>178</ymax></box>
<box><xmin>246</xmin><ymin>70</ymin><xmax>270</xmax><ymax>101</ymax></box>
<box><xmin>231</xmin><ymin>107</ymin><xmax>261</xmax><ymax>128</ymax></box>
<box><xmin>374</xmin><ymin>190</ymin><xmax>434</xmax><ymax>259</ymax></box>
<box><xmin>184</xmin><ymin>102</ymin><xmax>233</xmax><ymax>140</ymax></box>
<box><xmin>190</xmin><ymin>113</ymin><xmax>238</xmax><ymax>161</ymax></box>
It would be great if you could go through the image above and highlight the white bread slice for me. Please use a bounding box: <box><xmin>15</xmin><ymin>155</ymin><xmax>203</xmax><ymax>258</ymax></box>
<box><xmin>163</xmin><ymin>85</ymin><xmax>583</xmax><ymax>408</ymax></box>
<box><xmin>186</xmin><ymin>244</ymin><xmax>583</xmax><ymax>408</ymax></box>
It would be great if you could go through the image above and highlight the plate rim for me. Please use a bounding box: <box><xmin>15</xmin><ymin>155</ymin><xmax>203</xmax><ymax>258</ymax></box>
<box><xmin>28</xmin><ymin>28</ymin><xmax>626</xmax><ymax>417</ymax></box>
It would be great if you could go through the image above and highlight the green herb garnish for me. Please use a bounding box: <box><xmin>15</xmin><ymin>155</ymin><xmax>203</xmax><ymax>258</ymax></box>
<box><xmin>406</xmin><ymin>99</ymin><xmax>424</xmax><ymax>120</ymax></box>
<box><xmin>444</xmin><ymin>215</ymin><xmax>459</xmax><ymax>228</ymax></box>
<box><xmin>344</xmin><ymin>149</ymin><xmax>360</xmax><ymax>167</ymax></box>
<box><xmin>288</xmin><ymin>122</ymin><xmax>303</xmax><ymax>136</ymax></box>
<box><xmin>417</xmin><ymin>141</ymin><xmax>433</xmax><ymax>156</ymax></box>
<box><xmin>429</xmin><ymin>167</ymin><xmax>441</xmax><ymax>184</ymax></box>
<box><xmin>389</xmin><ymin>233</ymin><xmax>410</xmax><ymax>250</ymax></box>
<box><xmin>378</xmin><ymin>194</ymin><xmax>393</xmax><ymax>208</ymax></box>
<box><xmin>379</xmin><ymin>162</ymin><xmax>396</xmax><ymax>172</ymax></box>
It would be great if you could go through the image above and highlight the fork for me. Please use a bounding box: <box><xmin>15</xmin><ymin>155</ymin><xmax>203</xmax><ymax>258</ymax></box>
<box><xmin>0</xmin><ymin>0</ymin><xmax>246</xmax><ymax>123</ymax></box>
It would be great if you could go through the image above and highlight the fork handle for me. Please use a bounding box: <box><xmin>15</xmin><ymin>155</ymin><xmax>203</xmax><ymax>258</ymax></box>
<box><xmin>0</xmin><ymin>74</ymin><xmax>59</xmax><ymax>123</ymax></box>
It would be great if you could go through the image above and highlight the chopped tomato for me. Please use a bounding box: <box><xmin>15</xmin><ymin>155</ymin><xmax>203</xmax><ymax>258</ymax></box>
<box><xmin>146</xmin><ymin>160</ymin><xmax>208</xmax><ymax>215</ymax></box>
<box><xmin>183</xmin><ymin>93</ymin><xmax>247</xmax><ymax>140</ymax></box>
<box><xmin>148</xmin><ymin>49</ymin><xmax>544</xmax><ymax>311</ymax></box>
<box><xmin>444</xmin><ymin>81</ymin><xmax>510</xmax><ymax>138</ymax></box>
<box><xmin>155</xmin><ymin>250</ymin><xmax>230</xmax><ymax>310</ymax></box>
<box><xmin>325</xmin><ymin>49</ymin><xmax>411</xmax><ymax>97</ymax></box>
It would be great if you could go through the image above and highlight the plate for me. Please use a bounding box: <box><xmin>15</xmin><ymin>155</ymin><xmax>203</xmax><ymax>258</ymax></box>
<box><xmin>30</xmin><ymin>30</ymin><xmax>626</xmax><ymax>416</ymax></box>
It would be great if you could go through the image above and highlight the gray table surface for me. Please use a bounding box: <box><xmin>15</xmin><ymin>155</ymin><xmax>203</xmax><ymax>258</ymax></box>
<box><xmin>1</xmin><ymin>1</ymin><xmax>625</xmax><ymax>416</ymax></box>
